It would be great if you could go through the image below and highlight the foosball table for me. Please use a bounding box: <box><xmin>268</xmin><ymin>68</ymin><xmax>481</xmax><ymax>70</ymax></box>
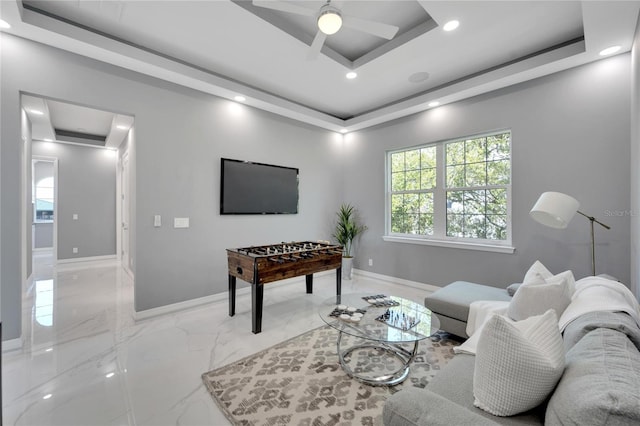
<box><xmin>227</xmin><ymin>241</ymin><xmax>343</xmax><ymax>333</ymax></box>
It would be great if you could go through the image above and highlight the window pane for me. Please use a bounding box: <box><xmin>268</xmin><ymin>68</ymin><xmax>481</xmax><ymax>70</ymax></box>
<box><xmin>391</xmin><ymin>172</ymin><xmax>405</xmax><ymax>191</ymax></box>
<box><xmin>391</xmin><ymin>152</ymin><xmax>405</xmax><ymax>172</ymax></box>
<box><xmin>420</xmin><ymin>167</ymin><xmax>436</xmax><ymax>189</ymax></box>
<box><xmin>465</xmin><ymin>138</ymin><xmax>486</xmax><ymax>163</ymax></box>
<box><xmin>405</xmin><ymin>149</ymin><xmax>420</xmax><ymax>170</ymax></box>
<box><xmin>447</xmin><ymin>190</ymin><xmax>464</xmax><ymax>213</ymax></box>
<box><xmin>465</xmin><ymin>162</ymin><xmax>486</xmax><ymax>187</ymax></box>
<box><xmin>419</xmin><ymin>193</ymin><xmax>433</xmax><ymax>214</ymax></box>
<box><xmin>464</xmin><ymin>215</ymin><xmax>486</xmax><ymax>239</ymax></box>
<box><xmin>486</xmin><ymin>215</ymin><xmax>507</xmax><ymax>240</ymax></box>
<box><xmin>446</xmin><ymin>141</ymin><xmax>464</xmax><ymax>166</ymax></box>
<box><xmin>446</xmin><ymin>165</ymin><xmax>465</xmax><ymax>188</ymax></box>
<box><xmin>487</xmin><ymin>160</ymin><xmax>510</xmax><ymax>185</ymax></box>
<box><xmin>406</xmin><ymin>170</ymin><xmax>420</xmax><ymax>191</ymax></box>
<box><xmin>405</xmin><ymin>193</ymin><xmax>419</xmax><ymax>213</ymax></box>
<box><xmin>487</xmin><ymin>189</ymin><xmax>507</xmax><ymax>215</ymax></box>
<box><xmin>464</xmin><ymin>190</ymin><xmax>486</xmax><ymax>215</ymax></box>
<box><xmin>406</xmin><ymin>214</ymin><xmax>419</xmax><ymax>234</ymax></box>
<box><xmin>447</xmin><ymin>213</ymin><xmax>463</xmax><ymax>237</ymax></box>
<box><xmin>418</xmin><ymin>213</ymin><xmax>434</xmax><ymax>235</ymax></box>
<box><xmin>421</xmin><ymin>146</ymin><xmax>437</xmax><ymax>168</ymax></box>
<box><xmin>487</xmin><ymin>134</ymin><xmax>510</xmax><ymax>161</ymax></box>
<box><xmin>391</xmin><ymin>194</ymin><xmax>406</xmax><ymax>233</ymax></box>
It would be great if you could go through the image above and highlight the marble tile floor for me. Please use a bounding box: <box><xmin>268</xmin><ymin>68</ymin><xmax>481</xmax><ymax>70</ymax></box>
<box><xmin>2</xmin><ymin>250</ymin><xmax>432</xmax><ymax>425</ymax></box>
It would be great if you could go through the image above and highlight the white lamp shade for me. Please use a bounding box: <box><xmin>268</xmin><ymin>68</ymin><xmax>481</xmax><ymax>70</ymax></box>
<box><xmin>530</xmin><ymin>192</ymin><xmax>580</xmax><ymax>229</ymax></box>
<box><xmin>318</xmin><ymin>10</ymin><xmax>342</xmax><ymax>35</ymax></box>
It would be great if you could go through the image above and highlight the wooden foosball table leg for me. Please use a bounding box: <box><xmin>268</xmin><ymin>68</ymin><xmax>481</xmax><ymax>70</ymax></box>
<box><xmin>228</xmin><ymin>275</ymin><xmax>236</xmax><ymax>316</ymax></box>
<box><xmin>305</xmin><ymin>274</ymin><xmax>313</xmax><ymax>293</ymax></box>
<box><xmin>252</xmin><ymin>283</ymin><xmax>264</xmax><ymax>334</ymax></box>
<box><xmin>336</xmin><ymin>266</ymin><xmax>342</xmax><ymax>296</ymax></box>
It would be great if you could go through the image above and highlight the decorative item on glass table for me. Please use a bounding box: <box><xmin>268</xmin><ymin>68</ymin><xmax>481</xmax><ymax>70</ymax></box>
<box><xmin>362</xmin><ymin>294</ymin><xmax>400</xmax><ymax>307</ymax></box>
<box><xmin>329</xmin><ymin>305</ymin><xmax>366</xmax><ymax>323</ymax></box>
<box><xmin>376</xmin><ymin>308</ymin><xmax>420</xmax><ymax>331</ymax></box>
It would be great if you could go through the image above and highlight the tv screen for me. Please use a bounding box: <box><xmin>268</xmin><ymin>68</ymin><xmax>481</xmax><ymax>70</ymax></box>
<box><xmin>220</xmin><ymin>158</ymin><xmax>299</xmax><ymax>215</ymax></box>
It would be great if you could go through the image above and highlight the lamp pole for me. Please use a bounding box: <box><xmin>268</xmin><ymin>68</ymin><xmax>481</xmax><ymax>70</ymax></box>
<box><xmin>576</xmin><ymin>211</ymin><xmax>611</xmax><ymax>276</ymax></box>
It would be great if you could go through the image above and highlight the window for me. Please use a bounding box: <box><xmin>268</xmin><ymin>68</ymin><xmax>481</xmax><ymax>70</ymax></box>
<box><xmin>34</xmin><ymin>176</ymin><xmax>55</xmax><ymax>221</ymax></box>
<box><xmin>386</xmin><ymin>131</ymin><xmax>512</xmax><ymax>251</ymax></box>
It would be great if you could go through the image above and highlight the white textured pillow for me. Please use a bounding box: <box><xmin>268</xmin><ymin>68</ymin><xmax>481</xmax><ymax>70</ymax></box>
<box><xmin>523</xmin><ymin>260</ymin><xmax>552</xmax><ymax>285</ymax></box>
<box><xmin>473</xmin><ymin>310</ymin><xmax>565</xmax><ymax>416</ymax></box>
<box><xmin>508</xmin><ymin>270</ymin><xmax>575</xmax><ymax>321</ymax></box>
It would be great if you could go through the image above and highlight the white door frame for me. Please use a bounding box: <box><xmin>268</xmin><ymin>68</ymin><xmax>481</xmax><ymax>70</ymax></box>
<box><xmin>117</xmin><ymin>150</ymin><xmax>132</xmax><ymax>277</ymax></box>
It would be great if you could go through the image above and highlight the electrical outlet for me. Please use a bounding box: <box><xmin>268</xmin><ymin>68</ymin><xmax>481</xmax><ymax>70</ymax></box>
<box><xmin>72</xmin><ymin>247</ymin><xmax>78</xmax><ymax>254</ymax></box>
<box><xmin>368</xmin><ymin>258</ymin><xmax>373</xmax><ymax>266</ymax></box>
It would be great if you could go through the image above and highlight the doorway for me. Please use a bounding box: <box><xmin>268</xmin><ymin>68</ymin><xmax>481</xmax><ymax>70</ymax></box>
<box><xmin>31</xmin><ymin>157</ymin><xmax>58</xmax><ymax>257</ymax></box>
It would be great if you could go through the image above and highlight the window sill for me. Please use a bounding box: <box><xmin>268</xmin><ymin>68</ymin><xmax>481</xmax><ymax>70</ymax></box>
<box><xmin>33</xmin><ymin>220</ymin><xmax>54</xmax><ymax>224</ymax></box>
<box><xmin>382</xmin><ymin>235</ymin><xmax>515</xmax><ymax>254</ymax></box>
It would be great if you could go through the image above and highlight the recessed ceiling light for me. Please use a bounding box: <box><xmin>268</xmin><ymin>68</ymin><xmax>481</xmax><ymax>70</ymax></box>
<box><xmin>0</xmin><ymin>19</ymin><xmax>10</xmax><ymax>29</ymax></box>
<box><xmin>428</xmin><ymin>101</ymin><xmax>440</xmax><ymax>108</ymax></box>
<box><xmin>599</xmin><ymin>45</ymin><xmax>621</xmax><ymax>56</ymax></box>
<box><xmin>43</xmin><ymin>138</ymin><xmax>53</xmax><ymax>142</ymax></box>
<box><xmin>443</xmin><ymin>20</ymin><xmax>459</xmax><ymax>32</ymax></box>
<box><xmin>346</xmin><ymin>72</ymin><xmax>357</xmax><ymax>79</ymax></box>
<box><xmin>234</xmin><ymin>95</ymin><xmax>246</xmax><ymax>102</ymax></box>
<box><xmin>105</xmin><ymin>372</ymin><xmax>115</xmax><ymax>378</ymax></box>
<box><xmin>29</xmin><ymin>109</ymin><xmax>44</xmax><ymax>115</ymax></box>
<box><xmin>43</xmin><ymin>394</ymin><xmax>52</xmax><ymax>400</ymax></box>
<box><xmin>116</xmin><ymin>125</ymin><xmax>128</xmax><ymax>130</ymax></box>
<box><xmin>45</xmin><ymin>347</ymin><xmax>53</xmax><ymax>352</ymax></box>
<box><xmin>340</xmin><ymin>129</ymin><xmax>348</xmax><ymax>134</ymax></box>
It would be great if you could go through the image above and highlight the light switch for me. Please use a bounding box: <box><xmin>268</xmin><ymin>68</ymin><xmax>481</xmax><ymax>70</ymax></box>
<box><xmin>174</xmin><ymin>217</ymin><xmax>189</xmax><ymax>228</ymax></box>
<box><xmin>154</xmin><ymin>215</ymin><xmax>161</xmax><ymax>227</ymax></box>
<box><xmin>73</xmin><ymin>213</ymin><xmax>78</xmax><ymax>220</ymax></box>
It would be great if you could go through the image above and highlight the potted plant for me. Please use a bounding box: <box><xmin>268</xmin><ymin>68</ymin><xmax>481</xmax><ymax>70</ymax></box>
<box><xmin>333</xmin><ymin>203</ymin><xmax>367</xmax><ymax>280</ymax></box>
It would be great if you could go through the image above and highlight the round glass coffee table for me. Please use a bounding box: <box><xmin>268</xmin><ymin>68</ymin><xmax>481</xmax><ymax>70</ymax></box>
<box><xmin>319</xmin><ymin>293</ymin><xmax>440</xmax><ymax>386</ymax></box>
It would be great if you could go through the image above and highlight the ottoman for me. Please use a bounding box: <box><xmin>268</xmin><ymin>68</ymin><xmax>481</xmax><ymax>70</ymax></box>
<box><xmin>424</xmin><ymin>281</ymin><xmax>512</xmax><ymax>338</ymax></box>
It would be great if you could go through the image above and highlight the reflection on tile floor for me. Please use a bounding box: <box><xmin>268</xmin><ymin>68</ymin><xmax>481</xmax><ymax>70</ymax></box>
<box><xmin>3</xmin><ymin>250</ymin><xmax>432</xmax><ymax>425</ymax></box>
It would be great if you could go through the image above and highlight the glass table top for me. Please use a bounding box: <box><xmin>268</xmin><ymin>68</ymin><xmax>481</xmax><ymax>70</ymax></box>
<box><xmin>319</xmin><ymin>293</ymin><xmax>440</xmax><ymax>344</ymax></box>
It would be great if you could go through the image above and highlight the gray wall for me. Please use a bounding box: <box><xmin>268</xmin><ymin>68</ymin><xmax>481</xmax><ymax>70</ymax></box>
<box><xmin>344</xmin><ymin>54</ymin><xmax>632</xmax><ymax>288</ymax></box>
<box><xmin>632</xmin><ymin>14</ymin><xmax>640</xmax><ymax>298</ymax></box>
<box><xmin>32</xmin><ymin>141</ymin><xmax>117</xmax><ymax>260</ymax></box>
<box><xmin>33</xmin><ymin>224</ymin><xmax>53</xmax><ymax>249</ymax></box>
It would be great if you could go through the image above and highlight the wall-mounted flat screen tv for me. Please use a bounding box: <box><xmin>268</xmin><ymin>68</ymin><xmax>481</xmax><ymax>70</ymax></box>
<box><xmin>220</xmin><ymin>158</ymin><xmax>299</xmax><ymax>215</ymax></box>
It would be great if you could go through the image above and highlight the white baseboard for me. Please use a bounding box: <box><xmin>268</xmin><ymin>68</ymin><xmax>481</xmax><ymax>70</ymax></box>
<box><xmin>133</xmin><ymin>272</ymin><xmax>335</xmax><ymax>321</ymax></box>
<box><xmin>57</xmin><ymin>254</ymin><xmax>117</xmax><ymax>264</ymax></box>
<box><xmin>2</xmin><ymin>336</ymin><xmax>23</xmax><ymax>352</ymax></box>
<box><xmin>353</xmin><ymin>268</ymin><xmax>442</xmax><ymax>293</ymax></box>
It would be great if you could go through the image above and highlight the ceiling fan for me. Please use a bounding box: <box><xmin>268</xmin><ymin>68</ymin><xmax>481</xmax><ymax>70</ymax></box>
<box><xmin>252</xmin><ymin>0</ymin><xmax>400</xmax><ymax>59</ymax></box>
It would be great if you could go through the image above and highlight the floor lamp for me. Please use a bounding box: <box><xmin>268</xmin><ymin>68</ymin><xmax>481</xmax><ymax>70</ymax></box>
<box><xmin>530</xmin><ymin>192</ymin><xmax>611</xmax><ymax>276</ymax></box>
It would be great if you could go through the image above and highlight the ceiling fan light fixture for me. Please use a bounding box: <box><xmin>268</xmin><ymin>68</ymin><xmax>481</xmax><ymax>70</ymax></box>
<box><xmin>317</xmin><ymin>6</ymin><xmax>342</xmax><ymax>35</ymax></box>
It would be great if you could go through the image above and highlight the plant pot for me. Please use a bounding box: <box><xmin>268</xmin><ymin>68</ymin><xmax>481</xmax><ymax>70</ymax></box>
<box><xmin>342</xmin><ymin>257</ymin><xmax>353</xmax><ymax>280</ymax></box>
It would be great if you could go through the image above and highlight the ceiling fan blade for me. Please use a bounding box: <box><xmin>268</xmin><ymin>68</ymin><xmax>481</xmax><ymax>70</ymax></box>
<box><xmin>307</xmin><ymin>31</ymin><xmax>327</xmax><ymax>60</ymax></box>
<box><xmin>252</xmin><ymin>0</ymin><xmax>316</xmax><ymax>17</ymax></box>
<box><xmin>341</xmin><ymin>15</ymin><xmax>399</xmax><ymax>40</ymax></box>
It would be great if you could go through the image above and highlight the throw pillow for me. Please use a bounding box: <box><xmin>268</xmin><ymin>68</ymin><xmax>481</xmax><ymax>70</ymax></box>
<box><xmin>523</xmin><ymin>260</ymin><xmax>552</xmax><ymax>284</ymax></box>
<box><xmin>473</xmin><ymin>310</ymin><xmax>565</xmax><ymax>417</ymax></box>
<box><xmin>507</xmin><ymin>270</ymin><xmax>575</xmax><ymax>321</ymax></box>
<box><xmin>506</xmin><ymin>283</ymin><xmax>521</xmax><ymax>296</ymax></box>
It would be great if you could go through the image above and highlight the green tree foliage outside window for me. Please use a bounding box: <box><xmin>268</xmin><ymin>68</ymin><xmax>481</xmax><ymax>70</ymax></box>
<box><xmin>390</xmin><ymin>146</ymin><xmax>436</xmax><ymax>235</ymax></box>
<box><xmin>389</xmin><ymin>131</ymin><xmax>511</xmax><ymax>242</ymax></box>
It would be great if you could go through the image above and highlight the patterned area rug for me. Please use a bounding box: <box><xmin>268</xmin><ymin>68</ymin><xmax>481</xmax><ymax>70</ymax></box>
<box><xmin>202</xmin><ymin>325</ymin><xmax>461</xmax><ymax>425</ymax></box>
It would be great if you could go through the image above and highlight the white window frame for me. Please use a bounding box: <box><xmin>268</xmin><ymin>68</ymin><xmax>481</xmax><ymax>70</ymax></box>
<box><xmin>383</xmin><ymin>130</ymin><xmax>514</xmax><ymax>254</ymax></box>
